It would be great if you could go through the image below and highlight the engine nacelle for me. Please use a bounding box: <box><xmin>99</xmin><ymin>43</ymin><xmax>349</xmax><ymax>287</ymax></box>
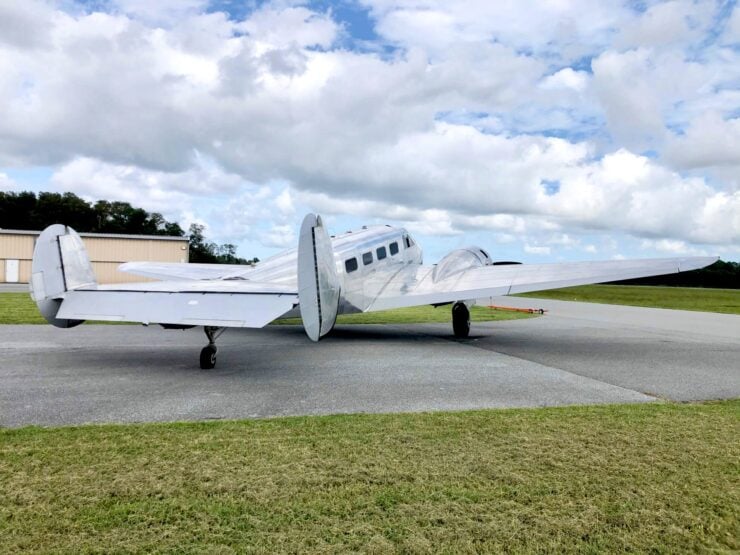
<box><xmin>432</xmin><ymin>246</ymin><xmax>493</xmax><ymax>283</ymax></box>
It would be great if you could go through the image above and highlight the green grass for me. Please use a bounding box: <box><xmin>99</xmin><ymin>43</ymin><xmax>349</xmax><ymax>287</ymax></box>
<box><xmin>519</xmin><ymin>284</ymin><xmax>740</xmax><ymax>314</ymax></box>
<box><xmin>0</xmin><ymin>293</ymin><xmax>532</xmax><ymax>325</ymax></box>
<box><xmin>0</xmin><ymin>293</ymin><xmax>130</xmax><ymax>325</ymax></box>
<box><xmin>0</xmin><ymin>292</ymin><xmax>47</xmax><ymax>324</ymax></box>
<box><xmin>1</xmin><ymin>401</ymin><xmax>738</xmax><ymax>553</ymax></box>
<box><xmin>275</xmin><ymin>304</ymin><xmax>534</xmax><ymax>325</ymax></box>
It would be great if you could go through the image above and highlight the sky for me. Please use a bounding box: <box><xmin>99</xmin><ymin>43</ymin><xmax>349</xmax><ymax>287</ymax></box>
<box><xmin>0</xmin><ymin>0</ymin><xmax>739</xmax><ymax>263</ymax></box>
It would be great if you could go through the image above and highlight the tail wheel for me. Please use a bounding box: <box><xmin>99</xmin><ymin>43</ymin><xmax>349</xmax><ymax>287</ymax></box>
<box><xmin>200</xmin><ymin>345</ymin><xmax>217</xmax><ymax>369</ymax></box>
<box><xmin>452</xmin><ymin>302</ymin><xmax>470</xmax><ymax>338</ymax></box>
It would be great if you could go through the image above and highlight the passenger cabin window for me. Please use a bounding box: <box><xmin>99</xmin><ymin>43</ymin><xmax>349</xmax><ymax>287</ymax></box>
<box><xmin>345</xmin><ymin>257</ymin><xmax>358</xmax><ymax>273</ymax></box>
<box><xmin>389</xmin><ymin>242</ymin><xmax>399</xmax><ymax>255</ymax></box>
<box><xmin>362</xmin><ymin>251</ymin><xmax>373</xmax><ymax>265</ymax></box>
<box><xmin>376</xmin><ymin>246</ymin><xmax>387</xmax><ymax>260</ymax></box>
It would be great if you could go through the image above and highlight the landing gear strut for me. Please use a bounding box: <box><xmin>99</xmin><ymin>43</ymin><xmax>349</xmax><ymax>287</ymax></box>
<box><xmin>452</xmin><ymin>302</ymin><xmax>470</xmax><ymax>338</ymax></box>
<box><xmin>200</xmin><ymin>326</ymin><xmax>225</xmax><ymax>369</ymax></box>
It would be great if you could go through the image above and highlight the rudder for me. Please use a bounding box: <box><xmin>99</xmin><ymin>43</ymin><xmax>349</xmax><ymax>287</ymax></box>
<box><xmin>297</xmin><ymin>214</ymin><xmax>341</xmax><ymax>341</ymax></box>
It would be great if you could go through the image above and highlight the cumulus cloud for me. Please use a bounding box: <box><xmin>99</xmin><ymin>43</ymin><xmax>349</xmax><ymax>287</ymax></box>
<box><xmin>0</xmin><ymin>0</ymin><xmax>737</xmax><ymax>258</ymax></box>
<box><xmin>0</xmin><ymin>172</ymin><xmax>18</xmax><ymax>192</ymax></box>
<box><xmin>236</xmin><ymin>5</ymin><xmax>339</xmax><ymax>49</ymax></box>
<box><xmin>724</xmin><ymin>5</ymin><xmax>740</xmax><ymax>43</ymax></box>
<box><xmin>664</xmin><ymin>113</ymin><xmax>740</xmax><ymax>169</ymax></box>
<box><xmin>524</xmin><ymin>244</ymin><xmax>551</xmax><ymax>256</ymax></box>
<box><xmin>363</xmin><ymin>0</ymin><xmax>631</xmax><ymax>61</ymax></box>
<box><xmin>617</xmin><ymin>0</ymin><xmax>713</xmax><ymax>49</ymax></box>
<box><xmin>109</xmin><ymin>0</ymin><xmax>210</xmax><ymax>26</ymax></box>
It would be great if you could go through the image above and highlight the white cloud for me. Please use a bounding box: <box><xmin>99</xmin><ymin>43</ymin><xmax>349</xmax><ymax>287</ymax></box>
<box><xmin>363</xmin><ymin>0</ymin><xmax>631</xmax><ymax>61</ymax></box>
<box><xmin>724</xmin><ymin>5</ymin><xmax>740</xmax><ymax>43</ymax></box>
<box><xmin>236</xmin><ymin>6</ymin><xmax>339</xmax><ymax>49</ymax></box>
<box><xmin>546</xmin><ymin>233</ymin><xmax>578</xmax><ymax>247</ymax></box>
<box><xmin>639</xmin><ymin>239</ymin><xmax>707</xmax><ymax>256</ymax></box>
<box><xmin>111</xmin><ymin>0</ymin><xmax>209</xmax><ymax>26</ymax></box>
<box><xmin>664</xmin><ymin>113</ymin><xmax>740</xmax><ymax>169</ymax></box>
<box><xmin>0</xmin><ymin>172</ymin><xmax>18</xmax><ymax>191</ymax></box>
<box><xmin>524</xmin><ymin>244</ymin><xmax>551</xmax><ymax>256</ymax></box>
<box><xmin>0</xmin><ymin>0</ymin><xmax>737</xmax><ymax>257</ymax></box>
<box><xmin>617</xmin><ymin>0</ymin><xmax>713</xmax><ymax>49</ymax></box>
<box><xmin>539</xmin><ymin>68</ymin><xmax>590</xmax><ymax>93</ymax></box>
<box><xmin>591</xmin><ymin>49</ymin><xmax>667</xmax><ymax>149</ymax></box>
<box><xmin>274</xmin><ymin>188</ymin><xmax>295</xmax><ymax>217</ymax></box>
<box><xmin>260</xmin><ymin>224</ymin><xmax>296</xmax><ymax>248</ymax></box>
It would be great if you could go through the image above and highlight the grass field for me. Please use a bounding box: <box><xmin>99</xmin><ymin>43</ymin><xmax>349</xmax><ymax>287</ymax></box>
<box><xmin>1</xmin><ymin>401</ymin><xmax>737</xmax><ymax>553</ymax></box>
<box><xmin>519</xmin><ymin>284</ymin><xmax>740</xmax><ymax>314</ymax></box>
<box><xmin>0</xmin><ymin>292</ymin><xmax>531</xmax><ymax>325</ymax></box>
<box><xmin>0</xmin><ymin>293</ymin><xmax>132</xmax><ymax>325</ymax></box>
<box><xmin>275</xmin><ymin>304</ymin><xmax>534</xmax><ymax>325</ymax></box>
<box><xmin>2</xmin><ymin>284</ymin><xmax>737</xmax><ymax>325</ymax></box>
<box><xmin>0</xmin><ymin>292</ymin><xmax>47</xmax><ymax>324</ymax></box>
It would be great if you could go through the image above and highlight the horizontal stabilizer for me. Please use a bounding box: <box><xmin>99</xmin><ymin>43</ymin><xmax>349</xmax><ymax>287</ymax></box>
<box><xmin>57</xmin><ymin>289</ymin><xmax>297</xmax><ymax>327</ymax></box>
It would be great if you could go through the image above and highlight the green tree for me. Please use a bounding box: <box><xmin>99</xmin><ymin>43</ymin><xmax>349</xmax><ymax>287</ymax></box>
<box><xmin>187</xmin><ymin>223</ymin><xmax>219</xmax><ymax>263</ymax></box>
<box><xmin>1</xmin><ymin>191</ymin><xmax>255</xmax><ymax>265</ymax></box>
<box><xmin>187</xmin><ymin>225</ymin><xmax>253</xmax><ymax>265</ymax></box>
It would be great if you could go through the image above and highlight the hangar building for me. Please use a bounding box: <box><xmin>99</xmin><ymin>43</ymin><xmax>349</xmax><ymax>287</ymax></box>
<box><xmin>0</xmin><ymin>229</ymin><xmax>189</xmax><ymax>284</ymax></box>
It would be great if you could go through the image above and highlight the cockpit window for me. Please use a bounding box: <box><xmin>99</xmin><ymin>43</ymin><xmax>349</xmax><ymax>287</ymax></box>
<box><xmin>362</xmin><ymin>251</ymin><xmax>373</xmax><ymax>265</ymax></box>
<box><xmin>376</xmin><ymin>246</ymin><xmax>387</xmax><ymax>260</ymax></box>
<box><xmin>405</xmin><ymin>236</ymin><xmax>412</xmax><ymax>248</ymax></box>
<box><xmin>389</xmin><ymin>242</ymin><xmax>399</xmax><ymax>255</ymax></box>
<box><xmin>345</xmin><ymin>257</ymin><xmax>358</xmax><ymax>273</ymax></box>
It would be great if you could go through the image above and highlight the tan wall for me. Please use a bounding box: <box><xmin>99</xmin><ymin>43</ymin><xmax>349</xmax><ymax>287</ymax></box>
<box><xmin>90</xmin><ymin>262</ymin><xmax>152</xmax><ymax>284</ymax></box>
<box><xmin>19</xmin><ymin>260</ymin><xmax>32</xmax><ymax>283</ymax></box>
<box><xmin>84</xmin><ymin>237</ymin><xmax>188</xmax><ymax>264</ymax></box>
<box><xmin>0</xmin><ymin>233</ymin><xmax>35</xmax><ymax>260</ymax></box>
<box><xmin>0</xmin><ymin>232</ymin><xmax>188</xmax><ymax>284</ymax></box>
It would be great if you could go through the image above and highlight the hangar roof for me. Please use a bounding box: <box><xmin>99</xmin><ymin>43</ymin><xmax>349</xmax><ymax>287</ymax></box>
<box><xmin>0</xmin><ymin>229</ymin><xmax>189</xmax><ymax>242</ymax></box>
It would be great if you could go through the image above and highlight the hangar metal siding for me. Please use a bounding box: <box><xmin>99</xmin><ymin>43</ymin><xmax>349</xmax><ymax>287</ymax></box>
<box><xmin>0</xmin><ymin>230</ymin><xmax>189</xmax><ymax>284</ymax></box>
<box><xmin>0</xmin><ymin>233</ymin><xmax>34</xmax><ymax>259</ymax></box>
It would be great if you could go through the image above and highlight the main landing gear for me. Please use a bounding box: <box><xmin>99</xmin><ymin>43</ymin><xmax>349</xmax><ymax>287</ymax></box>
<box><xmin>200</xmin><ymin>326</ymin><xmax>225</xmax><ymax>369</ymax></box>
<box><xmin>452</xmin><ymin>302</ymin><xmax>470</xmax><ymax>338</ymax></box>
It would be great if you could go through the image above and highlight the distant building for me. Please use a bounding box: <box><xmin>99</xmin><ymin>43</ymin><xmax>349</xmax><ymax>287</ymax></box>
<box><xmin>0</xmin><ymin>229</ymin><xmax>189</xmax><ymax>284</ymax></box>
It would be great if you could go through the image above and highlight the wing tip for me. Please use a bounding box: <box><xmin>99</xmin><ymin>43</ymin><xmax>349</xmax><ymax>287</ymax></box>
<box><xmin>678</xmin><ymin>255</ymin><xmax>719</xmax><ymax>273</ymax></box>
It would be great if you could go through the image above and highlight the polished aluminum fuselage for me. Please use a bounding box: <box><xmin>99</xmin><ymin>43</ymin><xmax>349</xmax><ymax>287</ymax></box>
<box><xmin>244</xmin><ymin>225</ymin><xmax>422</xmax><ymax>316</ymax></box>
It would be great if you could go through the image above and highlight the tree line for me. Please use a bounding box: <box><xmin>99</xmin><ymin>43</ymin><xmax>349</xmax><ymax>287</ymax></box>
<box><xmin>0</xmin><ymin>191</ymin><xmax>257</xmax><ymax>265</ymax></box>
<box><xmin>610</xmin><ymin>260</ymin><xmax>738</xmax><ymax>289</ymax></box>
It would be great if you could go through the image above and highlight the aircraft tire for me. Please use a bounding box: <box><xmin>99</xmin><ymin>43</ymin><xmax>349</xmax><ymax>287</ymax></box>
<box><xmin>200</xmin><ymin>345</ymin><xmax>217</xmax><ymax>369</ymax></box>
<box><xmin>452</xmin><ymin>302</ymin><xmax>470</xmax><ymax>338</ymax></box>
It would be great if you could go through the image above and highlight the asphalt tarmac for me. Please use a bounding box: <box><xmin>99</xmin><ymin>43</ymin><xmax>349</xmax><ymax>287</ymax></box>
<box><xmin>1</xmin><ymin>298</ymin><xmax>738</xmax><ymax>427</ymax></box>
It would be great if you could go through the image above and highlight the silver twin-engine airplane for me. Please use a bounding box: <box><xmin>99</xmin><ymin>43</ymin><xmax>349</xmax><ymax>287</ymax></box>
<box><xmin>30</xmin><ymin>214</ymin><xmax>716</xmax><ymax>368</ymax></box>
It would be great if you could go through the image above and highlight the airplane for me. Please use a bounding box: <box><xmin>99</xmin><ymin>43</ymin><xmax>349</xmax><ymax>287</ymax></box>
<box><xmin>29</xmin><ymin>214</ymin><xmax>717</xmax><ymax>369</ymax></box>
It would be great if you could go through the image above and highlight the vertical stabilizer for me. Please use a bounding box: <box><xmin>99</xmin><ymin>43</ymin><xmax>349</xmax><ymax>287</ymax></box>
<box><xmin>297</xmin><ymin>214</ymin><xmax>341</xmax><ymax>341</ymax></box>
<box><xmin>30</xmin><ymin>224</ymin><xmax>96</xmax><ymax>328</ymax></box>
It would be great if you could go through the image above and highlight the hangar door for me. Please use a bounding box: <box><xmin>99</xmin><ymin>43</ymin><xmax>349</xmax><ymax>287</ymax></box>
<box><xmin>5</xmin><ymin>259</ymin><xmax>19</xmax><ymax>282</ymax></box>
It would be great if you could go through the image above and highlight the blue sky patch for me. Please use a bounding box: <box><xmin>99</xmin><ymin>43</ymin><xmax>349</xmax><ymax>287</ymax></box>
<box><xmin>542</xmin><ymin>180</ymin><xmax>561</xmax><ymax>196</ymax></box>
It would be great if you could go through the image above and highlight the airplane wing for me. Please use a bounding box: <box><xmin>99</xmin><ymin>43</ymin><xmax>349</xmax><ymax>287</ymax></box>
<box><xmin>364</xmin><ymin>256</ymin><xmax>718</xmax><ymax>312</ymax></box>
<box><xmin>56</xmin><ymin>279</ymin><xmax>298</xmax><ymax>327</ymax></box>
<box><xmin>119</xmin><ymin>261</ymin><xmax>255</xmax><ymax>281</ymax></box>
